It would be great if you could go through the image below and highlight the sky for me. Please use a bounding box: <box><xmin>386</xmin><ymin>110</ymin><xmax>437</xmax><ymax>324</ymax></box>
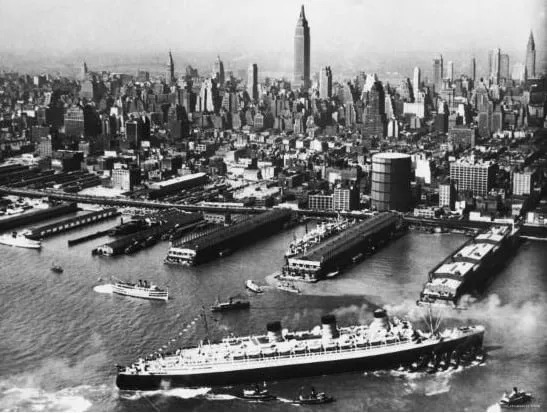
<box><xmin>0</xmin><ymin>0</ymin><xmax>540</xmax><ymax>55</ymax></box>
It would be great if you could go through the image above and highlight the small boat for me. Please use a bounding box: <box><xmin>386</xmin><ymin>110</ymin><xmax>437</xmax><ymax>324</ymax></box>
<box><xmin>245</xmin><ymin>280</ymin><xmax>263</xmax><ymax>293</ymax></box>
<box><xmin>0</xmin><ymin>231</ymin><xmax>41</xmax><ymax>249</ymax></box>
<box><xmin>112</xmin><ymin>279</ymin><xmax>168</xmax><ymax>301</ymax></box>
<box><xmin>352</xmin><ymin>252</ymin><xmax>364</xmax><ymax>263</ymax></box>
<box><xmin>475</xmin><ymin>349</ymin><xmax>486</xmax><ymax>364</ymax></box>
<box><xmin>241</xmin><ymin>384</ymin><xmax>276</xmax><ymax>401</ymax></box>
<box><xmin>211</xmin><ymin>297</ymin><xmax>250</xmax><ymax>312</ymax></box>
<box><xmin>276</xmin><ymin>282</ymin><xmax>301</xmax><ymax>294</ymax></box>
<box><xmin>218</xmin><ymin>248</ymin><xmax>232</xmax><ymax>257</ymax></box>
<box><xmin>326</xmin><ymin>269</ymin><xmax>340</xmax><ymax>279</ymax></box>
<box><xmin>50</xmin><ymin>264</ymin><xmax>63</xmax><ymax>274</ymax></box>
<box><xmin>293</xmin><ymin>388</ymin><xmax>334</xmax><ymax>405</ymax></box>
<box><xmin>499</xmin><ymin>388</ymin><xmax>533</xmax><ymax>407</ymax></box>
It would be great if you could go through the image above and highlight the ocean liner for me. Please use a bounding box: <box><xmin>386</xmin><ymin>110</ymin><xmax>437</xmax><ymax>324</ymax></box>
<box><xmin>116</xmin><ymin>309</ymin><xmax>484</xmax><ymax>390</ymax></box>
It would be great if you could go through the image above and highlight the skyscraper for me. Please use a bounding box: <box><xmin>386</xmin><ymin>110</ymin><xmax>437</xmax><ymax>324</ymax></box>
<box><xmin>500</xmin><ymin>54</ymin><xmax>510</xmax><ymax>80</ymax></box>
<box><xmin>412</xmin><ymin>66</ymin><xmax>421</xmax><ymax>99</ymax></box>
<box><xmin>534</xmin><ymin>0</ymin><xmax>547</xmax><ymax>76</ymax></box>
<box><xmin>433</xmin><ymin>55</ymin><xmax>443</xmax><ymax>93</ymax></box>
<box><xmin>319</xmin><ymin>66</ymin><xmax>332</xmax><ymax>98</ymax></box>
<box><xmin>361</xmin><ymin>81</ymin><xmax>386</xmax><ymax>138</ymax></box>
<box><xmin>488</xmin><ymin>48</ymin><xmax>501</xmax><ymax>84</ymax></box>
<box><xmin>470</xmin><ymin>57</ymin><xmax>476</xmax><ymax>81</ymax></box>
<box><xmin>247</xmin><ymin>64</ymin><xmax>258</xmax><ymax>101</ymax></box>
<box><xmin>294</xmin><ymin>5</ymin><xmax>310</xmax><ymax>89</ymax></box>
<box><xmin>447</xmin><ymin>61</ymin><xmax>454</xmax><ymax>81</ymax></box>
<box><xmin>213</xmin><ymin>56</ymin><xmax>225</xmax><ymax>87</ymax></box>
<box><xmin>166</xmin><ymin>51</ymin><xmax>175</xmax><ymax>85</ymax></box>
<box><xmin>526</xmin><ymin>31</ymin><xmax>536</xmax><ymax>79</ymax></box>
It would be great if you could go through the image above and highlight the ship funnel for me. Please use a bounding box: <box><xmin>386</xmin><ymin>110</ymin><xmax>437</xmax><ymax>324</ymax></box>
<box><xmin>321</xmin><ymin>314</ymin><xmax>339</xmax><ymax>339</ymax></box>
<box><xmin>267</xmin><ymin>321</ymin><xmax>283</xmax><ymax>342</ymax></box>
<box><xmin>369</xmin><ymin>308</ymin><xmax>390</xmax><ymax>333</ymax></box>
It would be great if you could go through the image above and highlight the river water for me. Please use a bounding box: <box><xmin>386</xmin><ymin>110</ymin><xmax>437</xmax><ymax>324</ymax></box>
<box><xmin>0</xmin><ymin>216</ymin><xmax>545</xmax><ymax>411</ymax></box>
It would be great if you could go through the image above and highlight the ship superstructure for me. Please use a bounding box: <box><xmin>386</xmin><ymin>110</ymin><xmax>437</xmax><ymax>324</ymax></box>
<box><xmin>116</xmin><ymin>309</ymin><xmax>484</xmax><ymax>390</ymax></box>
<box><xmin>284</xmin><ymin>218</ymin><xmax>351</xmax><ymax>258</ymax></box>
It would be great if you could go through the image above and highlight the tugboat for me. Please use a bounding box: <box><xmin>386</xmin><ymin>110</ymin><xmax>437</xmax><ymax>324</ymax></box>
<box><xmin>499</xmin><ymin>387</ymin><xmax>533</xmax><ymax>407</ymax></box>
<box><xmin>245</xmin><ymin>280</ymin><xmax>264</xmax><ymax>293</ymax></box>
<box><xmin>50</xmin><ymin>263</ymin><xmax>63</xmax><ymax>273</ymax></box>
<box><xmin>112</xmin><ymin>279</ymin><xmax>168</xmax><ymax>301</ymax></box>
<box><xmin>241</xmin><ymin>383</ymin><xmax>276</xmax><ymax>401</ymax></box>
<box><xmin>276</xmin><ymin>281</ymin><xmax>301</xmax><ymax>294</ymax></box>
<box><xmin>211</xmin><ymin>296</ymin><xmax>250</xmax><ymax>312</ymax></box>
<box><xmin>293</xmin><ymin>387</ymin><xmax>334</xmax><ymax>405</ymax></box>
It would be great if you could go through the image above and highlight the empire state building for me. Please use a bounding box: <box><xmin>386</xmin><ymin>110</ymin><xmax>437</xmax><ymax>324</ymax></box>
<box><xmin>294</xmin><ymin>5</ymin><xmax>310</xmax><ymax>89</ymax></box>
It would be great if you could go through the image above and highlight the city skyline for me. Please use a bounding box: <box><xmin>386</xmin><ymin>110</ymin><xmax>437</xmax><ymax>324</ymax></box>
<box><xmin>0</xmin><ymin>0</ymin><xmax>541</xmax><ymax>57</ymax></box>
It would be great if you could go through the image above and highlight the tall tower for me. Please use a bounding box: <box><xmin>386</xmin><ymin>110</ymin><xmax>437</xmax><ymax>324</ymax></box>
<box><xmin>247</xmin><ymin>63</ymin><xmax>258</xmax><ymax>101</ymax></box>
<box><xmin>489</xmin><ymin>48</ymin><xmax>501</xmax><ymax>84</ymax></box>
<box><xmin>534</xmin><ymin>0</ymin><xmax>547</xmax><ymax>76</ymax></box>
<box><xmin>412</xmin><ymin>66</ymin><xmax>421</xmax><ymax>99</ymax></box>
<box><xmin>470</xmin><ymin>57</ymin><xmax>476</xmax><ymax>81</ymax></box>
<box><xmin>213</xmin><ymin>56</ymin><xmax>225</xmax><ymax>87</ymax></box>
<box><xmin>319</xmin><ymin>66</ymin><xmax>332</xmax><ymax>98</ymax></box>
<box><xmin>447</xmin><ymin>61</ymin><xmax>454</xmax><ymax>82</ymax></box>
<box><xmin>526</xmin><ymin>31</ymin><xmax>536</xmax><ymax>79</ymax></box>
<box><xmin>294</xmin><ymin>5</ymin><xmax>310</xmax><ymax>89</ymax></box>
<box><xmin>433</xmin><ymin>55</ymin><xmax>443</xmax><ymax>93</ymax></box>
<box><xmin>166</xmin><ymin>51</ymin><xmax>175</xmax><ymax>85</ymax></box>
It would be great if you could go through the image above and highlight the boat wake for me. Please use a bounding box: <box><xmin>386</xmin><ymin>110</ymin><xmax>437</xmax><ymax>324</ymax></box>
<box><xmin>93</xmin><ymin>284</ymin><xmax>113</xmax><ymax>294</ymax></box>
<box><xmin>118</xmin><ymin>387</ymin><xmax>211</xmax><ymax>400</ymax></box>
<box><xmin>205</xmin><ymin>393</ymin><xmax>238</xmax><ymax>401</ymax></box>
<box><xmin>0</xmin><ymin>383</ymin><xmax>109</xmax><ymax>412</ymax></box>
<box><xmin>486</xmin><ymin>403</ymin><xmax>502</xmax><ymax>412</ymax></box>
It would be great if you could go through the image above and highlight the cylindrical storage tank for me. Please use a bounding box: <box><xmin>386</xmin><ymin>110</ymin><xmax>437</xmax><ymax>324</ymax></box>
<box><xmin>321</xmin><ymin>314</ymin><xmax>339</xmax><ymax>339</ymax></box>
<box><xmin>267</xmin><ymin>321</ymin><xmax>283</xmax><ymax>342</ymax></box>
<box><xmin>371</xmin><ymin>152</ymin><xmax>412</xmax><ymax>212</ymax></box>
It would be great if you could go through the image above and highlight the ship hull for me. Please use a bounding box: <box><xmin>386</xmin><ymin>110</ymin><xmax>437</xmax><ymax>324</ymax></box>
<box><xmin>116</xmin><ymin>331</ymin><xmax>483</xmax><ymax>390</ymax></box>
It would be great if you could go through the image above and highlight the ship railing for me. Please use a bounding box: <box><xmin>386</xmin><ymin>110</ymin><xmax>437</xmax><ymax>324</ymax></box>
<box><xmin>175</xmin><ymin>336</ymin><xmax>415</xmax><ymax>369</ymax></box>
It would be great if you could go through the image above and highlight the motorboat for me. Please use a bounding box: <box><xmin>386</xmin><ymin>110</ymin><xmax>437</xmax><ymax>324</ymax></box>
<box><xmin>245</xmin><ymin>280</ymin><xmax>264</xmax><ymax>293</ymax></box>
<box><xmin>326</xmin><ymin>269</ymin><xmax>340</xmax><ymax>279</ymax></box>
<box><xmin>499</xmin><ymin>388</ymin><xmax>533</xmax><ymax>407</ymax></box>
<box><xmin>50</xmin><ymin>264</ymin><xmax>63</xmax><ymax>274</ymax></box>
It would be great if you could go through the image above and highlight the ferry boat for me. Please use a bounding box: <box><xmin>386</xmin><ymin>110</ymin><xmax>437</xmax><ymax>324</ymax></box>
<box><xmin>211</xmin><ymin>297</ymin><xmax>250</xmax><ymax>312</ymax></box>
<box><xmin>499</xmin><ymin>388</ymin><xmax>533</xmax><ymax>408</ymax></box>
<box><xmin>115</xmin><ymin>309</ymin><xmax>485</xmax><ymax>390</ymax></box>
<box><xmin>245</xmin><ymin>280</ymin><xmax>264</xmax><ymax>293</ymax></box>
<box><xmin>112</xmin><ymin>280</ymin><xmax>168</xmax><ymax>301</ymax></box>
<box><xmin>276</xmin><ymin>281</ymin><xmax>301</xmax><ymax>294</ymax></box>
<box><xmin>0</xmin><ymin>231</ymin><xmax>41</xmax><ymax>249</ymax></box>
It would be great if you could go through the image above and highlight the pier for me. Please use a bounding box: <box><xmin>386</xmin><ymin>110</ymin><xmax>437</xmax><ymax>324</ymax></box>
<box><xmin>0</xmin><ymin>202</ymin><xmax>78</xmax><ymax>232</ymax></box>
<box><xmin>165</xmin><ymin>209</ymin><xmax>294</xmax><ymax>265</ymax></box>
<box><xmin>27</xmin><ymin>208</ymin><xmax>120</xmax><ymax>239</ymax></box>
<box><xmin>93</xmin><ymin>212</ymin><xmax>203</xmax><ymax>256</ymax></box>
<box><xmin>418</xmin><ymin>224</ymin><xmax>518</xmax><ymax>306</ymax></box>
<box><xmin>282</xmin><ymin>212</ymin><xmax>401</xmax><ymax>282</ymax></box>
<box><xmin>68</xmin><ymin>230</ymin><xmax>110</xmax><ymax>246</ymax></box>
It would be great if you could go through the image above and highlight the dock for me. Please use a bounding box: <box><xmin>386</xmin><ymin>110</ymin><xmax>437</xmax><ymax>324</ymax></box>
<box><xmin>93</xmin><ymin>212</ymin><xmax>203</xmax><ymax>256</ymax></box>
<box><xmin>282</xmin><ymin>212</ymin><xmax>401</xmax><ymax>282</ymax></box>
<box><xmin>418</xmin><ymin>224</ymin><xmax>519</xmax><ymax>306</ymax></box>
<box><xmin>165</xmin><ymin>209</ymin><xmax>294</xmax><ymax>265</ymax></box>
<box><xmin>68</xmin><ymin>230</ymin><xmax>110</xmax><ymax>246</ymax></box>
<box><xmin>0</xmin><ymin>202</ymin><xmax>78</xmax><ymax>232</ymax></box>
<box><xmin>27</xmin><ymin>208</ymin><xmax>120</xmax><ymax>239</ymax></box>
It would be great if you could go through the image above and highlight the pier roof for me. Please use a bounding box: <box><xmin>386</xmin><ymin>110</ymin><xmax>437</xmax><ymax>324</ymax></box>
<box><xmin>454</xmin><ymin>242</ymin><xmax>495</xmax><ymax>262</ymax></box>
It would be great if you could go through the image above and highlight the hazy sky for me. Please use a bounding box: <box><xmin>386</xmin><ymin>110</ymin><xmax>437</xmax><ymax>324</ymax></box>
<box><xmin>0</xmin><ymin>0</ymin><xmax>540</xmax><ymax>57</ymax></box>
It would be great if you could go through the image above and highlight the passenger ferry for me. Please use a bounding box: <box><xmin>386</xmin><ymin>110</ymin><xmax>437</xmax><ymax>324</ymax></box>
<box><xmin>0</xmin><ymin>231</ymin><xmax>41</xmax><ymax>249</ymax></box>
<box><xmin>116</xmin><ymin>309</ymin><xmax>485</xmax><ymax>390</ymax></box>
<box><xmin>112</xmin><ymin>280</ymin><xmax>168</xmax><ymax>301</ymax></box>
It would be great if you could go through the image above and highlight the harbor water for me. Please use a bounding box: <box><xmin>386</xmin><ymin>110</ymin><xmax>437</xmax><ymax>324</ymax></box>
<box><xmin>0</xmin><ymin>218</ymin><xmax>546</xmax><ymax>411</ymax></box>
